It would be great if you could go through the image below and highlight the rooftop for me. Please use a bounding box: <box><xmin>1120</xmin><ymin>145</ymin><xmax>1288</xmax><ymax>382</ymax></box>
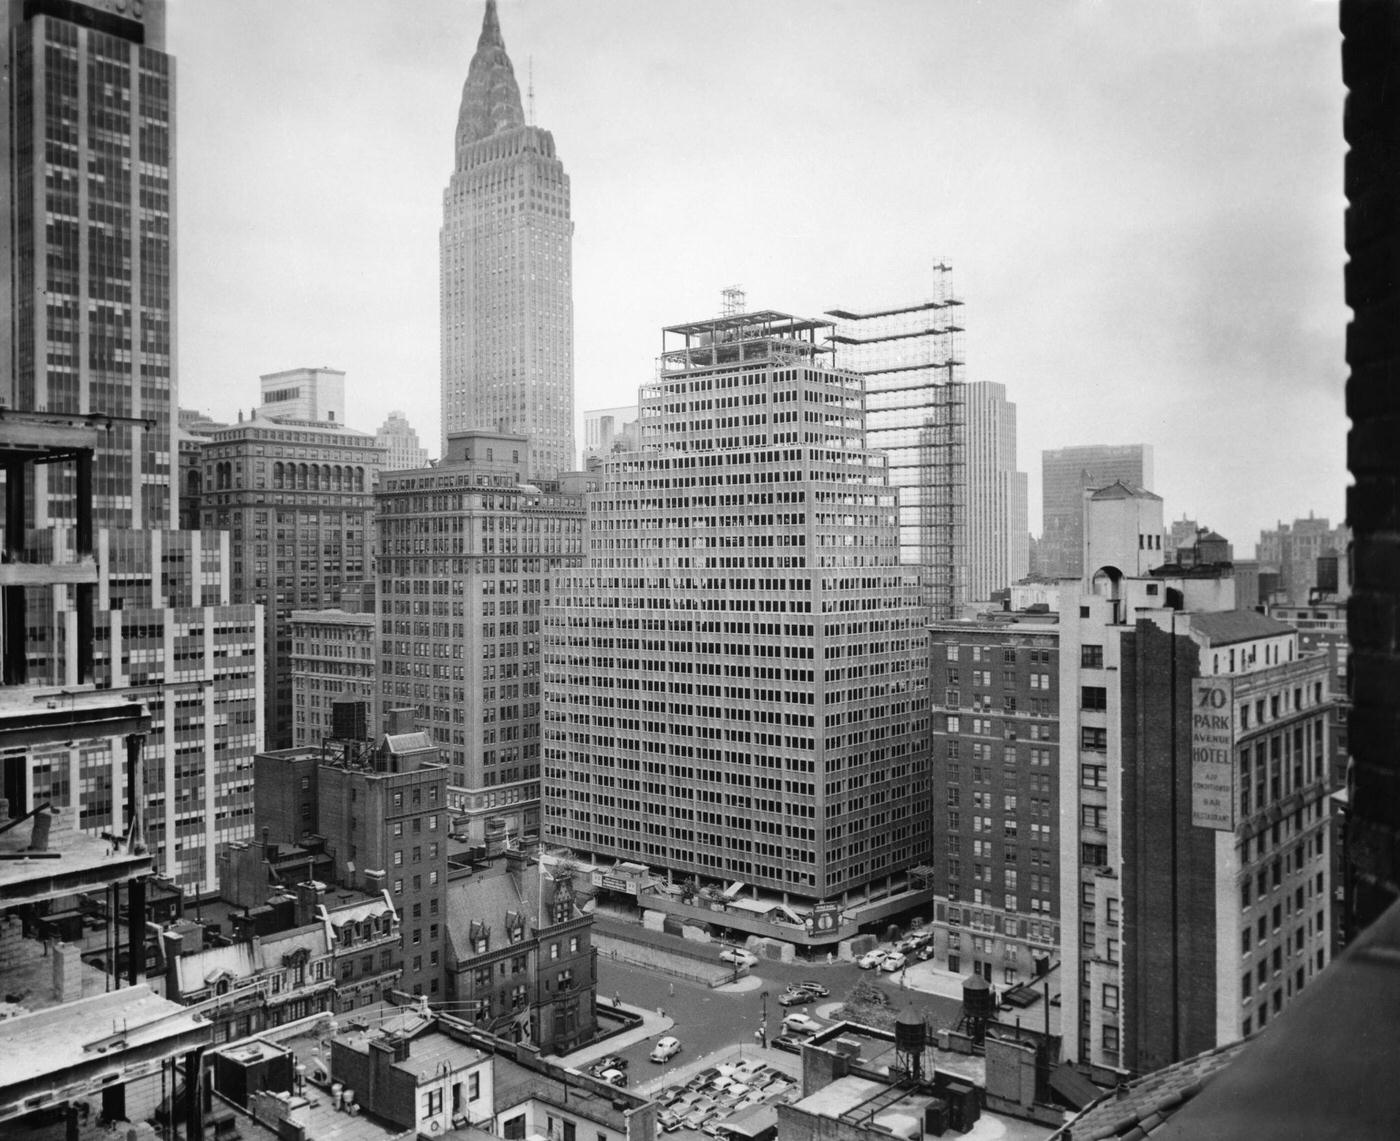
<box><xmin>0</xmin><ymin>985</ymin><xmax>210</xmax><ymax>1123</ymax></box>
<box><xmin>1188</xmin><ymin>609</ymin><xmax>1296</xmax><ymax>646</ymax></box>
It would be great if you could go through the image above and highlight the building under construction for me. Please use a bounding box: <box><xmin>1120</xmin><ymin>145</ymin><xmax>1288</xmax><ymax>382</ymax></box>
<box><xmin>828</xmin><ymin>262</ymin><xmax>967</xmax><ymax>619</ymax></box>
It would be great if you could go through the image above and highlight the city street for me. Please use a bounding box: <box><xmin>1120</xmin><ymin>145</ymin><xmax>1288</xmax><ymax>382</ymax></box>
<box><xmin>593</xmin><ymin>950</ymin><xmax>964</xmax><ymax>1086</ymax></box>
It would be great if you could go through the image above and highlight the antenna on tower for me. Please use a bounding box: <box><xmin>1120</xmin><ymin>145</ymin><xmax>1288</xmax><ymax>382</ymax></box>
<box><xmin>528</xmin><ymin>56</ymin><xmax>536</xmax><ymax>126</ymax></box>
<box><xmin>721</xmin><ymin>285</ymin><xmax>746</xmax><ymax>317</ymax></box>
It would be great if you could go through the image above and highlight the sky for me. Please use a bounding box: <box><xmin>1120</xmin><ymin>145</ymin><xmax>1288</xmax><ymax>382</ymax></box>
<box><xmin>169</xmin><ymin>0</ymin><xmax>1348</xmax><ymax>556</ymax></box>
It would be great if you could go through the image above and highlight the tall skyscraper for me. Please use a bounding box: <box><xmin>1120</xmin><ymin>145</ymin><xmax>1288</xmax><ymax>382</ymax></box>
<box><xmin>1039</xmin><ymin>444</ymin><xmax>1154</xmax><ymax>579</ymax></box>
<box><xmin>544</xmin><ymin>309</ymin><xmax>931</xmax><ymax>904</ymax></box>
<box><xmin>828</xmin><ymin>263</ymin><xmax>967</xmax><ymax>619</ymax></box>
<box><xmin>964</xmin><ymin>381</ymin><xmax>1028</xmax><ymax>601</ymax></box>
<box><xmin>0</xmin><ymin>2</ymin><xmax>266</xmax><ymax>896</ymax></box>
<box><xmin>441</xmin><ymin>1</ymin><xmax>574</xmax><ymax>479</ymax></box>
<box><xmin>1</xmin><ymin>0</ymin><xmax>175</xmax><ymax>529</ymax></box>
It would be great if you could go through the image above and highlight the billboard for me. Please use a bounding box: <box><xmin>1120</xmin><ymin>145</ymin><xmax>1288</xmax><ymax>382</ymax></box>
<box><xmin>1191</xmin><ymin>677</ymin><xmax>1236</xmax><ymax>831</ymax></box>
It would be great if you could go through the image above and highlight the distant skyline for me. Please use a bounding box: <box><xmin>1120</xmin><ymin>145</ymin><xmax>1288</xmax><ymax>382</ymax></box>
<box><xmin>169</xmin><ymin>0</ymin><xmax>1347</xmax><ymax>554</ymax></box>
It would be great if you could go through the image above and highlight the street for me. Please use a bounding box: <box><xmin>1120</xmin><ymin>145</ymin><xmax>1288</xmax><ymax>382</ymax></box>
<box><xmin>594</xmin><ymin>951</ymin><xmax>964</xmax><ymax>1087</ymax></box>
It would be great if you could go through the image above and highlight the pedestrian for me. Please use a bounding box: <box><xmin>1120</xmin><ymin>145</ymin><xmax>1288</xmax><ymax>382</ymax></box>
<box><xmin>614</xmin><ymin>992</ymin><xmax>621</xmax><ymax>1008</ymax></box>
<box><xmin>658</xmin><ymin>1006</ymin><xmax>665</xmax><ymax>1018</ymax></box>
<box><xmin>826</xmin><ymin>951</ymin><xmax>834</xmax><ymax>965</ymax></box>
<box><xmin>669</xmin><ymin>981</ymin><xmax>675</xmax><ymax>998</ymax></box>
<box><xmin>900</xmin><ymin>966</ymin><xmax>907</xmax><ymax>989</ymax></box>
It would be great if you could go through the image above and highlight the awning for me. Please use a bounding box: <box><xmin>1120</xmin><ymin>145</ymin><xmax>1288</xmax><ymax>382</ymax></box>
<box><xmin>723</xmin><ymin>880</ymin><xmax>746</xmax><ymax>899</ymax></box>
<box><xmin>1049</xmin><ymin>1062</ymin><xmax>1102</xmax><ymax>1109</ymax></box>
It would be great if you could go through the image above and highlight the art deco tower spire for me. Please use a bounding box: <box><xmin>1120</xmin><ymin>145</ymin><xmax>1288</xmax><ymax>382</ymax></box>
<box><xmin>455</xmin><ymin>0</ymin><xmax>525</xmax><ymax>161</ymax></box>
<box><xmin>440</xmin><ymin>0</ymin><xmax>575</xmax><ymax>481</ymax></box>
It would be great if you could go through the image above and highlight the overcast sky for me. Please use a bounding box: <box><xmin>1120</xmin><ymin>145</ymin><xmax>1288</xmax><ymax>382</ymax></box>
<box><xmin>169</xmin><ymin>0</ymin><xmax>1347</xmax><ymax>554</ymax></box>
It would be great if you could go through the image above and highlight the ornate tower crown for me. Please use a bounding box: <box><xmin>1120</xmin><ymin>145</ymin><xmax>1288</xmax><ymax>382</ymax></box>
<box><xmin>455</xmin><ymin>0</ymin><xmax>526</xmax><ymax>164</ymax></box>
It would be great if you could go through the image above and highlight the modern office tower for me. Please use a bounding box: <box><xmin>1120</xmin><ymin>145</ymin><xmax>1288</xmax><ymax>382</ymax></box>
<box><xmin>828</xmin><ymin>262</ymin><xmax>966</xmax><ymax>619</ymax></box>
<box><xmin>0</xmin><ymin>0</ymin><xmax>175</xmax><ymax>530</ymax></box>
<box><xmin>926</xmin><ymin>613</ymin><xmax>1062</xmax><ymax>987</ymax></box>
<box><xmin>1255</xmin><ymin>514</ymin><xmax>1351</xmax><ymax>605</ymax></box>
<box><xmin>254</xmin><ymin>711</ymin><xmax>451</xmax><ymax>1003</ymax></box>
<box><xmin>14</xmin><ymin>515</ymin><xmax>262</xmax><ymax>892</ymax></box>
<box><xmin>376</xmin><ymin>430</ymin><xmax>587</xmax><ymax>849</ymax></box>
<box><xmin>199</xmin><ymin>412</ymin><xmax>383</xmax><ymax>749</ymax></box>
<box><xmin>441</xmin><ymin>0</ymin><xmax>574</xmax><ymax>479</ymax></box>
<box><xmin>1039</xmin><ymin>445</ymin><xmax>1155</xmax><ymax>579</ymax></box>
<box><xmin>290</xmin><ymin>607</ymin><xmax>377</xmax><ymax>748</ymax></box>
<box><xmin>582</xmin><ymin>404</ymin><xmax>639</xmax><ymax>465</ymax></box>
<box><xmin>964</xmin><ymin>381</ymin><xmax>1028</xmax><ymax>602</ymax></box>
<box><xmin>543</xmin><ymin>309</ymin><xmax>931</xmax><ymax>904</ymax></box>
<box><xmin>376</xmin><ymin>409</ymin><xmax>431</xmax><ymax>472</ymax></box>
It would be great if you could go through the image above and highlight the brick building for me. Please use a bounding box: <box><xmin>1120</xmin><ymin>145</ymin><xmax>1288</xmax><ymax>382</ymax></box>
<box><xmin>927</xmin><ymin>612</ymin><xmax>1062</xmax><ymax>986</ymax></box>
<box><xmin>374</xmin><ymin>430</ymin><xmax>588</xmax><ymax>849</ymax></box>
<box><xmin>252</xmin><ymin>711</ymin><xmax>450</xmax><ymax>1003</ymax></box>
<box><xmin>444</xmin><ymin>851</ymin><xmax>596</xmax><ymax>1052</ymax></box>
<box><xmin>199</xmin><ymin>410</ymin><xmax>383</xmax><ymax>748</ymax></box>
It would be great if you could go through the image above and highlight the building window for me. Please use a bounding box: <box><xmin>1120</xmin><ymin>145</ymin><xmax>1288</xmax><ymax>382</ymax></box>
<box><xmin>1081</xmin><ymin>645</ymin><xmax>1104</xmax><ymax>668</ymax></box>
<box><xmin>1081</xmin><ymin>687</ymin><xmax>1107</xmax><ymax>711</ymax></box>
<box><xmin>1081</xmin><ymin>727</ymin><xmax>1107</xmax><ymax>752</ymax></box>
<box><xmin>1102</xmin><ymin>984</ymin><xmax>1119</xmax><ymax>1011</ymax></box>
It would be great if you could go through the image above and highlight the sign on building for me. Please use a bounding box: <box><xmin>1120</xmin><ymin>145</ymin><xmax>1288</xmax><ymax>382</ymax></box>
<box><xmin>807</xmin><ymin>901</ymin><xmax>841</xmax><ymax>934</ymax></box>
<box><xmin>1191</xmin><ymin>677</ymin><xmax>1236</xmax><ymax>830</ymax></box>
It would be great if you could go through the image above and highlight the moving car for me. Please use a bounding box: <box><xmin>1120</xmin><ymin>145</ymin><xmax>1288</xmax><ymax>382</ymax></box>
<box><xmin>797</xmin><ymin>981</ymin><xmax>830</xmax><ymax>997</ymax></box>
<box><xmin>881</xmin><ymin>951</ymin><xmax>907</xmax><ymax>972</ymax></box>
<box><xmin>720</xmin><ymin>946</ymin><xmax>759</xmax><ymax>967</ymax></box>
<box><xmin>651</xmin><ymin>1035</ymin><xmax>682</xmax><ymax>1062</ymax></box>
<box><xmin>857</xmin><ymin>949</ymin><xmax>888</xmax><ymax>969</ymax></box>
<box><xmin>777</xmin><ymin>986</ymin><xmax>816</xmax><ymax>1006</ymax></box>
<box><xmin>782</xmin><ymin>1012</ymin><xmax>823</xmax><ymax>1034</ymax></box>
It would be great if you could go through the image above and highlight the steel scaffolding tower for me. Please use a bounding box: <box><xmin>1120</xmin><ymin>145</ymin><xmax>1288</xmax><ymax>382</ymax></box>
<box><xmin>827</xmin><ymin>261</ymin><xmax>967</xmax><ymax>619</ymax></box>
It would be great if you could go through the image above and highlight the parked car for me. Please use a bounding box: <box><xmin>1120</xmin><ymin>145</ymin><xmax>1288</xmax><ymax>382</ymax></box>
<box><xmin>658</xmin><ymin>1110</ymin><xmax>684</xmax><ymax>1132</ymax></box>
<box><xmin>683</xmin><ymin>1106</ymin><xmax>715</xmax><ymax>1130</ymax></box>
<box><xmin>701</xmin><ymin>1120</ymin><xmax>730</xmax><ymax>1138</ymax></box>
<box><xmin>857</xmin><ymin>949</ymin><xmax>888</xmax><ymax>969</ymax></box>
<box><xmin>771</xmin><ymin>1034</ymin><xmax>805</xmax><ymax>1054</ymax></box>
<box><xmin>589</xmin><ymin>1054</ymin><xmax>628</xmax><ymax>1077</ymax></box>
<box><xmin>881</xmin><ymin>951</ymin><xmax>907</xmax><ymax>972</ymax></box>
<box><xmin>720</xmin><ymin>946</ymin><xmax>759</xmax><ymax>967</ymax></box>
<box><xmin>778</xmin><ymin>986</ymin><xmax>816</xmax><ymax>1006</ymax></box>
<box><xmin>688</xmin><ymin>1067</ymin><xmax>721</xmax><ymax>1090</ymax></box>
<box><xmin>916</xmin><ymin>943</ymin><xmax>936</xmax><ymax>961</ymax></box>
<box><xmin>657</xmin><ymin>1085</ymin><xmax>687</xmax><ymax>1106</ymax></box>
<box><xmin>651</xmin><ymin>1035</ymin><xmax>682</xmax><ymax>1062</ymax></box>
<box><xmin>597</xmin><ymin>1068</ymin><xmax>627</xmax><ymax>1087</ymax></box>
<box><xmin>782</xmin><ymin>1012</ymin><xmax>823</xmax><ymax>1034</ymax></box>
<box><xmin>797</xmin><ymin>980</ymin><xmax>830</xmax><ymax>997</ymax></box>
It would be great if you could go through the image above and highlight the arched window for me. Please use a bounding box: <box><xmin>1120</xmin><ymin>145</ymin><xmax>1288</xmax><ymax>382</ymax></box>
<box><xmin>273</xmin><ymin>462</ymin><xmax>283</xmax><ymax>490</ymax></box>
<box><xmin>186</xmin><ymin>469</ymin><xmax>201</xmax><ymax>496</ymax></box>
<box><xmin>354</xmin><ymin>467</ymin><xmax>364</xmax><ymax>492</ymax></box>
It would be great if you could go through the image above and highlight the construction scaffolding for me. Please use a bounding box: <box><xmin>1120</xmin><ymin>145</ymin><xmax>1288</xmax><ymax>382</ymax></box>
<box><xmin>827</xmin><ymin>260</ymin><xmax>967</xmax><ymax>619</ymax></box>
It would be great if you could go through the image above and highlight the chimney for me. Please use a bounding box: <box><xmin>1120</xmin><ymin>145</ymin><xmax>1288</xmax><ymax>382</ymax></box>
<box><xmin>163</xmin><ymin>930</ymin><xmax>185</xmax><ymax>997</ymax></box>
<box><xmin>295</xmin><ymin>880</ymin><xmax>324</xmax><ymax>927</ymax></box>
<box><xmin>505</xmin><ymin>847</ymin><xmax>526</xmax><ymax>886</ymax></box>
<box><xmin>51</xmin><ymin>940</ymin><xmax>84</xmax><ymax>1002</ymax></box>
